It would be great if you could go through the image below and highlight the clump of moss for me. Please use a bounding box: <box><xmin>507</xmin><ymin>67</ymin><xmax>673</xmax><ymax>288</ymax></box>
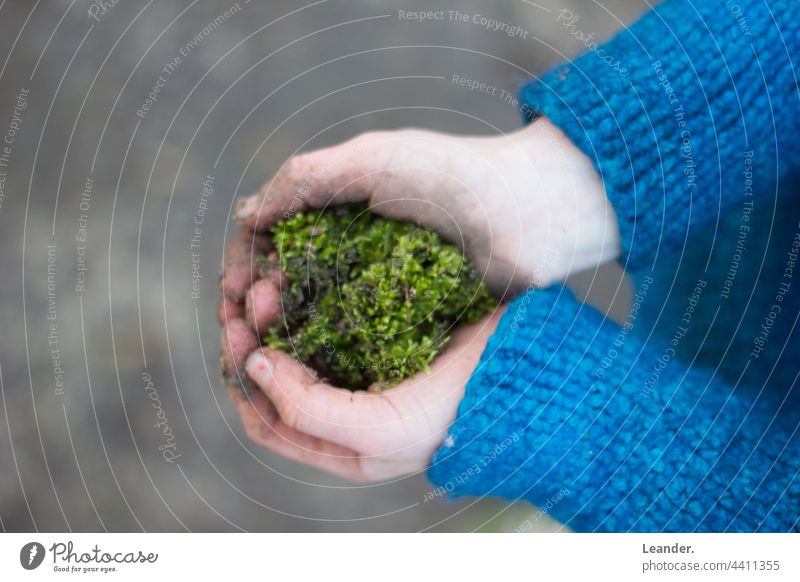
<box><xmin>263</xmin><ymin>205</ymin><xmax>495</xmax><ymax>389</ymax></box>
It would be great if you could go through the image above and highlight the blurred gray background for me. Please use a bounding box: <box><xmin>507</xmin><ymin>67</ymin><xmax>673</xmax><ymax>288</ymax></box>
<box><xmin>0</xmin><ymin>0</ymin><xmax>644</xmax><ymax>532</ymax></box>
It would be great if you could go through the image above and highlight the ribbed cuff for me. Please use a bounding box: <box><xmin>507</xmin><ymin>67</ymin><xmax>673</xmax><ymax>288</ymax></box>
<box><xmin>428</xmin><ymin>287</ymin><xmax>617</xmax><ymax>526</ymax></box>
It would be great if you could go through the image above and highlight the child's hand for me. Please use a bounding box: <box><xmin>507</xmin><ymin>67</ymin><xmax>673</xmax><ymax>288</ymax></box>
<box><xmin>216</xmin><ymin>227</ymin><xmax>505</xmax><ymax>482</ymax></box>
<box><xmin>229</xmin><ymin>307</ymin><xmax>505</xmax><ymax>482</ymax></box>
<box><xmin>220</xmin><ymin>118</ymin><xmax>619</xmax><ymax>480</ymax></box>
<box><xmin>235</xmin><ymin>118</ymin><xmax>620</xmax><ymax>295</ymax></box>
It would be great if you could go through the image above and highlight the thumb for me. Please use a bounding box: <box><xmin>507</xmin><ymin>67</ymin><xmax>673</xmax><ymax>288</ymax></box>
<box><xmin>244</xmin><ymin>349</ymin><xmax>402</xmax><ymax>454</ymax></box>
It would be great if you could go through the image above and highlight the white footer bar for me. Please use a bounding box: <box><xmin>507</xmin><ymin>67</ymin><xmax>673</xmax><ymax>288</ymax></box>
<box><xmin>1</xmin><ymin>533</ymin><xmax>797</xmax><ymax>581</ymax></box>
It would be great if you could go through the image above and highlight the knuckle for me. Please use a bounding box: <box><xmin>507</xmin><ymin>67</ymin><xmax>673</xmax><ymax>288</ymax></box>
<box><xmin>275</xmin><ymin>395</ymin><xmax>303</xmax><ymax>430</ymax></box>
<box><xmin>350</xmin><ymin>131</ymin><xmax>378</xmax><ymax>148</ymax></box>
<box><xmin>348</xmin><ymin>131</ymin><xmax>388</xmax><ymax>158</ymax></box>
<box><xmin>281</xmin><ymin>155</ymin><xmax>305</xmax><ymax>181</ymax></box>
<box><xmin>290</xmin><ymin>406</ymin><xmax>314</xmax><ymax>434</ymax></box>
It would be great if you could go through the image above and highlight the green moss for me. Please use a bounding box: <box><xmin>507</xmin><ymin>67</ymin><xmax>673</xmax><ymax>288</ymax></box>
<box><xmin>264</xmin><ymin>205</ymin><xmax>495</xmax><ymax>389</ymax></box>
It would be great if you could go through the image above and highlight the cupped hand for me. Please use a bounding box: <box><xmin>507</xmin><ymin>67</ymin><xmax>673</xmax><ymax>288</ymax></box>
<box><xmin>217</xmin><ymin>221</ymin><xmax>503</xmax><ymax>483</ymax></box>
<box><xmin>228</xmin><ymin>308</ymin><xmax>504</xmax><ymax>483</ymax></box>
<box><xmin>235</xmin><ymin>117</ymin><xmax>620</xmax><ymax>295</ymax></box>
<box><xmin>219</xmin><ymin>118</ymin><xmax>619</xmax><ymax>481</ymax></box>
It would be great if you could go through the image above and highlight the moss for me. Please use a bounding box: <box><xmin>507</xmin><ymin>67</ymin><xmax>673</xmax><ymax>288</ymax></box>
<box><xmin>264</xmin><ymin>205</ymin><xmax>495</xmax><ymax>389</ymax></box>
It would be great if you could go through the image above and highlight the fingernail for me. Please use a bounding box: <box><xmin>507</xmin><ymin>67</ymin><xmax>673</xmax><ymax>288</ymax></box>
<box><xmin>246</xmin><ymin>352</ymin><xmax>272</xmax><ymax>385</ymax></box>
<box><xmin>236</xmin><ymin>196</ymin><xmax>259</xmax><ymax>221</ymax></box>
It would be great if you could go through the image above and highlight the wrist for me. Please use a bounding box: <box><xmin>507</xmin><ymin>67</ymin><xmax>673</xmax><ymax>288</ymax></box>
<box><xmin>506</xmin><ymin>118</ymin><xmax>622</xmax><ymax>283</ymax></box>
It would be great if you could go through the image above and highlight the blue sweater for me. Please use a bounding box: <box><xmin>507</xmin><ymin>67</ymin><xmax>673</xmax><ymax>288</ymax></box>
<box><xmin>429</xmin><ymin>0</ymin><xmax>800</xmax><ymax>532</ymax></box>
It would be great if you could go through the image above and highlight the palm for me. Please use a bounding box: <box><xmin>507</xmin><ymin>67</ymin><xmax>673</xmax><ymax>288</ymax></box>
<box><xmin>230</xmin><ymin>311</ymin><xmax>502</xmax><ymax>482</ymax></box>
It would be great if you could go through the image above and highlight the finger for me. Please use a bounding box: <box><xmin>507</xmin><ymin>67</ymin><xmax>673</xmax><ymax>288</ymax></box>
<box><xmin>245</xmin><ymin>349</ymin><xmax>405</xmax><ymax>456</ymax></box>
<box><xmin>221</xmin><ymin>318</ymin><xmax>259</xmax><ymax>390</ymax></box>
<box><xmin>218</xmin><ymin>296</ymin><xmax>245</xmax><ymax>326</ymax></box>
<box><xmin>230</xmin><ymin>387</ymin><xmax>372</xmax><ymax>482</ymax></box>
<box><xmin>235</xmin><ymin>133</ymin><xmax>390</xmax><ymax>231</ymax></box>
<box><xmin>245</xmin><ymin>279</ymin><xmax>282</xmax><ymax>335</ymax></box>
<box><xmin>220</xmin><ymin>232</ymin><xmax>271</xmax><ymax>302</ymax></box>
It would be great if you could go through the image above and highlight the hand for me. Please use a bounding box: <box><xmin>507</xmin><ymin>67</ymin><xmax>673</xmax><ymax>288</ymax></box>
<box><xmin>219</xmin><ymin>118</ymin><xmax>620</xmax><ymax>481</ymax></box>
<box><xmin>236</xmin><ymin>117</ymin><xmax>621</xmax><ymax>295</ymax></box>
<box><xmin>230</xmin><ymin>308</ymin><xmax>505</xmax><ymax>483</ymax></box>
<box><xmin>216</xmin><ymin>212</ymin><xmax>506</xmax><ymax>483</ymax></box>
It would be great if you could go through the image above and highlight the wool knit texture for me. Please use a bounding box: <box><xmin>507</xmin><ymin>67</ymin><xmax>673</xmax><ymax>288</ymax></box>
<box><xmin>519</xmin><ymin>0</ymin><xmax>800</xmax><ymax>271</ymax></box>
<box><xmin>429</xmin><ymin>287</ymin><xmax>799</xmax><ymax>532</ymax></box>
<box><xmin>428</xmin><ymin>0</ymin><xmax>800</xmax><ymax>532</ymax></box>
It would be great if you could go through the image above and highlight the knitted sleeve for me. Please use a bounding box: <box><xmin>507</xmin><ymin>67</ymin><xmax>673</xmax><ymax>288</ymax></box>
<box><xmin>518</xmin><ymin>0</ymin><xmax>800</xmax><ymax>271</ymax></box>
<box><xmin>428</xmin><ymin>288</ymin><xmax>799</xmax><ymax>532</ymax></box>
